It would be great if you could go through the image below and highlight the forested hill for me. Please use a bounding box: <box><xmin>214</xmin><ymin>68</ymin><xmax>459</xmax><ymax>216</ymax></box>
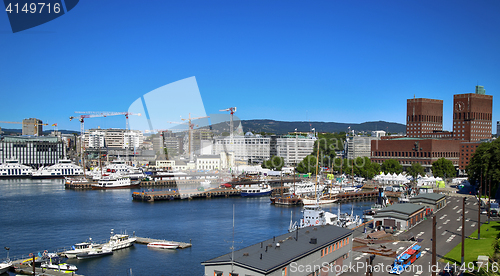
<box><xmin>239</xmin><ymin>120</ymin><xmax>406</xmax><ymax>135</ymax></box>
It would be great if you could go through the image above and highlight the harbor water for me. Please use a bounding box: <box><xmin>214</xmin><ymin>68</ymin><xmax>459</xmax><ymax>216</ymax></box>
<box><xmin>0</xmin><ymin>179</ymin><xmax>375</xmax><ymax>276</ymax></box>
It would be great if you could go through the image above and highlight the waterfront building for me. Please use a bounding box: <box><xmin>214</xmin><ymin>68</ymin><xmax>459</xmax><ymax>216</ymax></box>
<box><xmin>213</xmin><ymin>134</ymin><xmax>270</xmax><ymax>164</ymax></box>
<box><xmin>22</xmin><ymin>118</ymin><xmax>43</xmax><ymax>136</ymax></box>
<box><xmin>84</xmin><ymin>128</ymin><xmax>144</xmax><ymax>149</ymax></box>
<box><xmin>409</xmin><ymin>193</ymin><xmax>447</xmax><ymax>212</ymax></box>
<box><xmin>373</xmin><ymin>203</ymin><xmax>425</xmax><ymax>231</ymax></box>
<box><xmin>275</xmin><ymin>134</ymin><xmax>316</xmax><ymax>166</ymax></box>
<box><xmin>0</xmin><ymin>136</ymin><xmax>65</xmax><ymax>168</ymax></box>
<box><xmin>196</xmin><ymin>155</ymin><xmax>220</xmax><ymax>170</ymax></box>
<box><xmin>202</xmin><ymin>225</ymin><xmax>353</xmax><ymax>276</ymax></box>
<box><xmin>346</xmin><ymin>136</ymin><xmax>379</xmax><ymax>160</ymax></box>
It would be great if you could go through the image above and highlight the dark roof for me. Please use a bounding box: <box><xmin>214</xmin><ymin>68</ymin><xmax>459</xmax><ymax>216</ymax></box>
<box><xmin>374</xmin><ymin>203</ymin><xmax>424</xmax><ymax>218</ymax></box>
<box><xmin>201</xmin><ymin>225</ymin><xmax>352</xmax><ymax>273</ymax></box>
<box><xmin>410</xmin><ymin>193</ymin><xmax>446</xmax><ymax>202</ymax></box>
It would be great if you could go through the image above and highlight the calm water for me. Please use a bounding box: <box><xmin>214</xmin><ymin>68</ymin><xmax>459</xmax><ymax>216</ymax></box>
<box><xmin>0</xmin><ymin>179</ymin><xmax>374</xmax><ymax>276</ymax></box>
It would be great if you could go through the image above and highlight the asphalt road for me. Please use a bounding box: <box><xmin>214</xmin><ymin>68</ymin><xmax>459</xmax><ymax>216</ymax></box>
<box><xmin>342</xmin><ymin>194</ymin><xmax>492</xmax><ymax>276</ymax></box>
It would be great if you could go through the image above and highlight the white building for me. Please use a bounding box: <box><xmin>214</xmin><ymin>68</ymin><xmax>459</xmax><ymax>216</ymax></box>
<box><xmin>196</xmin><ymin>155</ymin><xmax>220</xmax><ymax>170</ymax></box>
<box><xmin>84</xmin><ymin>128</ymin><xmax>144</xmax><ymax>149</ymax></box>
<box><xmin>371</xmin><ymin>130</ymin><xmax>386</xmax><ymax>138</ymax></box>
<box><xmin>213</xmin><ymin>133</ymin><xmax>270</xmax><ymax>164</ymax></box>
<box><xmin>88</xmin><ymin>131</ymin><xmax>105</xmax><ymax>148</ymax></box>
<box><xmin>346</xmin><ymin>136</ymin><xmax>380</xmax><ymax>160</ymax></box>
<box><xmin>123</xmin><ymin>131</ymin><xmax>144</xmax><ymax>149</ymax></box>
<box><xmin>276</xmin><ymin>135</ymin><xmax>316</xmax><ymax>166</ymax></box>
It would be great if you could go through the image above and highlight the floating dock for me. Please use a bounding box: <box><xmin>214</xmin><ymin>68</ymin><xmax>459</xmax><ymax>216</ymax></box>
<box><xmin>13</xmin><ymin>264</ymin><xmax>83</xmax><ymax>276</ymax></box>
<box><xmin>135</xmin><ymin>237</ymin><xmax>192</xmax><ymax>249</ymax></box>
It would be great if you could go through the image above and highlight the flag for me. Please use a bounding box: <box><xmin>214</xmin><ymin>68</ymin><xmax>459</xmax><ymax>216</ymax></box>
<box><xmin>52</xmin><ymin>123</ymin><xmax>57</xmax><ymax>126</ymax></box>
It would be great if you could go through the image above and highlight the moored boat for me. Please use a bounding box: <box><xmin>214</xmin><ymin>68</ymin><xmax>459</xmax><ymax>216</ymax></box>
<box><xmin>32</xmin><ymin>159</ymin><xmax>84</xmax><ymax>179</ymax></box>
<box><xmin>147</xmin><ymin>242</ymin><xmax>180</xmax><ymax>249</ymax></box>
<box><xmin>101</xmin><ymin>229</ymin><xmax>136</xmax><ymax>251</ymax></box>
<box><xmin>76</xmin><ymin>246</ymin><xmax>113</xmax><ymax>259</ymax></box>
<box><xmin>91</xmin><ymin>175</ymin><xmax>140</xmax><ymax>190</ymax></box>
<box><xmin>0</xmin><ymin>159</ymin><xmax>33</xmax><ymax>178</ymax></box>
<box><xmin>63</xmin><ymin>238</ymin><xmax>100</xmax><ymax>258</ymax></box>
<box><xmin>239</xmin><ymin>184</ymin><xmax>272</xmax><ymax>197</ymax></box>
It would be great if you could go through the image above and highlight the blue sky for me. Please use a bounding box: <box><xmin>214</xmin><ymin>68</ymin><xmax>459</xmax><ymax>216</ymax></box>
<box><xmin>0</xmin><ymin>0</ymin><xmax>499</xmax><ymax>133</ymax></box>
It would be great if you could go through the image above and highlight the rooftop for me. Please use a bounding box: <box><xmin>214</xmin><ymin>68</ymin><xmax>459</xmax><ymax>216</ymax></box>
<box><xmin>202</xmin><ymin>225</ymin><xmax>352</xmax><ymax>273</ymax></box>
<box><xmin>375</xmin><ymin>203</ymin><xmax>424</xmax><ymax>216</ymax></box>
<box><xmin>410</xmin><ymin>193</ymin><xmax>446</xmax><ymax>202</ymax></box>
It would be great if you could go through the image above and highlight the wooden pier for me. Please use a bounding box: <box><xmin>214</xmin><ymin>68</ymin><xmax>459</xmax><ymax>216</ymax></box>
<box><xmin>132</xmin><ymin>188</ymin><xmax>241</xmax><ymax>202</ymax></box>
<box><xmin>135</xmin><ymin>237</ymin><xmax>192</xmax><ymax>249</ymax></box>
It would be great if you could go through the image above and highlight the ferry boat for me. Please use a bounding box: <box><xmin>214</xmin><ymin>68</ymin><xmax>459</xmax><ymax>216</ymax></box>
<box><xmin>91</xmin><ymin>175</ymin><xmax>140</xmax><ymax>190</ymax></box>
<box><xmin>101</xmin><ymin>230</ymin><xmax>137</xmax><ymax>251</ymax></box>
<box><xmin>32</xmin><ymin>159</ymin><xmax>84</xmax><ymax>179</ymax></box>
<box><xmin>239</xmin><ymin>184</ymin><xmax>272</xmax><ymax>197</ymax></box>
<box><xmin>147</xmin><ymin>242</ymin><xmax>180</xmax><ymax>249</ymax></box>
<box><xmin>0</xmin><ymin>159</ymin><xmax>33</xmax><ymax>178</ymax></box>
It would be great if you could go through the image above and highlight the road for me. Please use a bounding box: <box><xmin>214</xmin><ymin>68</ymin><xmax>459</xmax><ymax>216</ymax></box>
<box><xmin>342</xmin><ymin>194</ymin><xmax>492</xmax><ymax>276</ymax></box>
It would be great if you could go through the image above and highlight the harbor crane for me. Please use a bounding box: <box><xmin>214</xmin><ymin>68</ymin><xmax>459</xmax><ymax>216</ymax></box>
<box><xmin>166</xmin><ymin>113</ymin><xmax>209</xmax><ymax>160</ymax></box>
<box><xmin>0</xmin><ymin>121</ymin><xmax>49</xmax><ymax>136</ymax></box>
<box><xmin>219</xmin><ymin>107</ymin><xmax>236</xmax><ymax>139</ymax></box>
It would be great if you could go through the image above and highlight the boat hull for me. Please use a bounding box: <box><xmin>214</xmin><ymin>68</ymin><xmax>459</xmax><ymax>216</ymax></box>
<box><xmin>0</xmin><ymin>262</ymin><xmax>12</xmax><ymax>274</ymax></box>
<box><xmin>76</xmin><ymin>250</ymin><xmax>113</xmax><ymax>259</ymax></box>
<box><xmin>147</xmin><ymin>242</ymin><xmax>179</xmax><ymax>249</ymax></box>
<box><xmin>241</xmin><ymin>190</ymin><xmax>272</xmax><ymax>197</ymax></box>
<box><xmin>271</xmin><ymin>197</ymin><xmax>302</xmax><ymax>205</ymax></box>
<box><xmin>302</xmin><ymin>198</ymin><xmax>338</xmax><ymax>205</ymax></box>
<box><xmin>91</xmin><ymin>183</ymin><xmax>140</xmax><ymax>190</ymax></box>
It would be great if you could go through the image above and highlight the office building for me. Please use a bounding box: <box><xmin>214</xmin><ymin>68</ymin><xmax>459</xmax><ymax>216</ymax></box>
<box><xmin>84</xmin><ymin>128</ymin><xmax>144</xmax><ymax>149</ymax></box>
<box><xmin>22</xmin><ymin>118</ymin><xmax>43</xmax><ymax>136</ymax></box>
<box><xmin>346</xmin><ymin>136</ymin><xmax>379</xmax><ymax>160</ymax></box>
<box><xmin>406</xmin><ymin>98</ymin><xmax>443</xmax><ymax>138</ymax></box>
<box><xmin>0</xmin><ymin>136</ymin><xmax>65</xmax><ymax>168</ymax></box>
<box><xmin>453</xmin><ymin>87</ymin><xmax>493</xmax><ymax>141</ymax></box>
<box><xmin>213</xmin><ymin>134</ymin><xmax>270</xmax><ymax>164</ymax></box>
<box><xmin>275</xmin><ymin>134</ymin><xmax>316</xmax><ymax>166</ymax></box>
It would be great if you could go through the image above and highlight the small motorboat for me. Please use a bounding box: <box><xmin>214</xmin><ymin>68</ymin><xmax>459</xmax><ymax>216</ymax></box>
<box><xmin>40</xmin><ymin>253</ymin><xmax>77</xmax><ymax>272</ymax></box>
<box><xmin>147</xmin><ymin>242</ymin><xmax>180</xmax><ymax>249</ymax></box>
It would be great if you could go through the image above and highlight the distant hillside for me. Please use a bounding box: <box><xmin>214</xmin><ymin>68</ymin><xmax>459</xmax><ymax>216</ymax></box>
<box><xmin>240</xmin><ymin>120</ymin><xmax>406</xmax><ymax>135</ymax></box>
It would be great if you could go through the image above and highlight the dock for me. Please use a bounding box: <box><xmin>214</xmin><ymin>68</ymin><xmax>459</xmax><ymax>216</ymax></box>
<box><xmin>13</xmin><ymin>264</ymin><xmax>83</xmax><ymax>276</ymax></box>
<box><xmin>132</xmin><ymin>188</ymin><xmax>241</xmax><ymax>201</ymax></box>
<box><xmin>135</xmin><ymin>237</ymin><xmax>192</xmax><ymax>249</ymax></box>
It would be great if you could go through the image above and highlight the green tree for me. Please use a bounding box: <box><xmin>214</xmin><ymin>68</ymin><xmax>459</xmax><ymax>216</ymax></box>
<box><xmin>407</xmin><ymin>162</ymin><xmax>425</xmax><ymax>180</ymax></box>
<box><xmin>466</xmin><ymin>139</ymin><xmax>500</xmax><ymax>194</ymax></box>
<box><xmin>381</xmin><ymin>159</ymin><xmax>403</xmax><ymax>174</ymax></box>
<box><xmin>431</xmin><ymin>157</ymin><xmax>456</xmax><ymax>179</ymax></box>
<box><xmin>297</xmin><ymin>155</ymin><xmax>317</xmax><ymax>174</ymax></box>
<box><xmin>262</xmin><ymin>156</ymin><xmax>285</xmax><ymax>171</ymax></box>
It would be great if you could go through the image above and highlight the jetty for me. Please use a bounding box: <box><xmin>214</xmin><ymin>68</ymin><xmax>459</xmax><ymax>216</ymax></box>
<box><xmin>13</xmin><ymin>264</ymin><xmax>83</xmax><ymax>276</ymax></box>
<box><xmin>135</xmin><ymin>237</ymin><xmax>192</xmax><ymax>249</ymax></box>
<box><xmin>132</xmin><ymin>188</ymin><xmax>241</xmax><ymax>201</ymax></box>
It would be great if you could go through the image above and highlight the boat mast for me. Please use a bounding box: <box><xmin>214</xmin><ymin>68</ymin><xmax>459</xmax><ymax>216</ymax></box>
<box><xmin>314</xmin><ymin>139</ymin><xmax>320</xmax><ymax>200</ymax></box>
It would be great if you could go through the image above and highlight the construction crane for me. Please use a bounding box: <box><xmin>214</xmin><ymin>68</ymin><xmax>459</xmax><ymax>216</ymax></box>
<box><xmin>69</xmin><ymin>112</ymin><xmax>141</xmax><ymax>167</ymax></box>
<box><xmin>0</xmin><ymin>121</ymin><xmax>49</xmax><ymax>136</ymax></box>
<box><xmin>219</xmin><ymin>107</ymin><xmax>237</xmax><ymax>139</ymax></box>
<box><xmin>167</xmin><ymin>113</ymin><xmax>209</xmax><ymax>160</ymax></box>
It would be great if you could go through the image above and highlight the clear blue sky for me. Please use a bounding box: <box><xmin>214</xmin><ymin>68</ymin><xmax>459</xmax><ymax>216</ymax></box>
<box><xmin>0</xmin><ymin>0</ymin><xmax>499</xmax><ymax>133</ymax></box>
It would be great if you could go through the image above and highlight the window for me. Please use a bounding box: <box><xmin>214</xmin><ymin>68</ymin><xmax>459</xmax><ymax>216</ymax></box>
<box><xmin>281</xmin><ymin>267</ymin><xmax>287</xmax><ymax>276</ymax></box>
<box><xmin>215</xmin><ymin>272</ymin><xmax>223</xmax><ymax>276</ymax></box>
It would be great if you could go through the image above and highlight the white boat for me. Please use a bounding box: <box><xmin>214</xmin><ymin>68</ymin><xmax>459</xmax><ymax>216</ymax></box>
<box><xmin>288</xmin><ymin>205</ymin><xmax>338</xmax><ymax>232</ymax></box>
<box><xmin>90</xmin><ymin>159</ymin><xmax>145</xmax><ymax>181</ymax></box>
<box><xmin>301</xmin><ymin>196</ymin><xmax>338</xmax><ymax>206</ymax></box>
<box><xmin>0</xmin><ymin>159</ymin><xmax>33</xmax><ymax>177</ymax></box>
<box><xmin>102</xmin><ymin>230</ymin><xmax>136</xmax><ymax>251</ymax></box>
<box><xmin>239</xmin><ymin>184</ymin><xmax>272</xmax><ymax>197</ymax></box>
<box><xmin>0</xmin><ymin>260</ymin><xmax>11</xmax><ymax>274</ymax></box>
<box><xmin>91</xmin><ymin>175</ymin><xmax>140</xmax><ymax>190</ymax></box>
<box><xmin>32</xmin><ymin>159</ymin><xmax>84</xmax><ymax>179</ymax></box>
<box><xmin>63</xmin><ymin>238</ymin><xmax>100</xmax><ymax>258</ymax></box>
<box><xmin>39</xmin><ymin>252</ymin><xmax>77</xmax><ymax>271</ymax></box>
<box><xmin>147</xmin><ymin>242</ymin><xmax>179</xmax><ymax>249</ymax></box>
<box><xmin>76</xmin><ymin>246</ymin><xmax>113</xmax><ymax>259</ymax></box>
<box><xmin>336</xmin><ymin>205</ymin><xmax>362</xmax><ymax>229</ymax></box>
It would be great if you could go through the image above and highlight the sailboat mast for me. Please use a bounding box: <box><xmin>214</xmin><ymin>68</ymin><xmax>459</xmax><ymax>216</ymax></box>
<box><xmin>314</xmin><ymin>138</ymin><xmax>320</xmax><ymax>199</ymax></box>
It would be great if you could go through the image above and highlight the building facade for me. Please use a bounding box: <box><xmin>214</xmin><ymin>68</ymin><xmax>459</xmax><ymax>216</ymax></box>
<box><xmin>346</xmin><ymin>136</ymin><xmax>379</xmax><ymax>160</ymax></box>
<box><xmin>213</xmin><ymin>135</ymin><xmax>271</xmax><ymax>164</ymax></box>
<box><xmin>0</xmin><ymin>136</ymin><xmax>65</xmax><ymax>168</ymax></box>
<box><xmin>453</xmin><ymin>91</ymin><xmax>493</xmax><ymax>141</ymax></box>
<box><xmin>22</xmin><ymin>118</ymin><xmax>43</xmax><ymax>136</ymax></box>
<box><xmin>275</xmin><ymin>135</ymin><xmax>316</xmax><ymax>166</ymax></box>
<box><xmin>85</xmin><ymin>128</ymin><xmax>144</xmax><ymax>149</ymax></box>
<box><xmin>196</xmin><ymin>155</ymin><xmax>220</xmax><ymax>170</ymax></box>
<box><xmin>406</xmin><ymin>98</ymin><xmax>443</xmax><ymax>138</ymax></box>
<box><xmin>409</xmin><ymin>193</ymin><xmax>447</xmax><ymax>212</ymax></box>
<box><xmin>373</xmin><ymin>203</ymin><xmax>426</xmax><ymax>231</ymax></box>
